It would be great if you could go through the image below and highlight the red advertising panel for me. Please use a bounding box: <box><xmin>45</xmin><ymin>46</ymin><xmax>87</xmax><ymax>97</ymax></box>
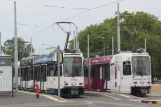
<box><xmin>90</xmin><ymin>56</ymin><xmax>112</xmax><ymax>65</ymax></box>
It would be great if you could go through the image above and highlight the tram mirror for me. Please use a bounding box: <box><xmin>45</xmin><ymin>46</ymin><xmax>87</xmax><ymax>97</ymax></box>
<box><xmin>84</xmin><ymin>66</ymin><xmax>88</xmax><ymax>70</ymax></box>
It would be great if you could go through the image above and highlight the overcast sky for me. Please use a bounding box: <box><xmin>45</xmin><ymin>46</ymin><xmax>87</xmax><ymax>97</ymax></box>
<box><xmin>0</xmin><ymin>0</ymin><xmax>160</xmax><ymax>54</ymax></box>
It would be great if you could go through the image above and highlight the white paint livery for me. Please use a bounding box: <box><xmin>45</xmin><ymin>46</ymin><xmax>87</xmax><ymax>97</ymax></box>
<box><xmin>106</xmin><ymin>51</ymin><xmax>151</xmax><ymax>95</ymax></box>
<box><xmin>19</xmin><ymin>52</ymin><xmax>84</xmax><ymax>97</ymax></box>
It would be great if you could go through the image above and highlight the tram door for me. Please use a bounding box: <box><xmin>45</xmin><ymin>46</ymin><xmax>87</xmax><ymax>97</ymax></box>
<box><xmin>34</xmin><ymin>65</ymin><xmax>37</xmax><ymax>90</ymax></box>
<box><xmin>20</xmin><ymin>67</ymin><xmax>24</xmax><ymax>88</ymax></box>
<box><xmin>40</xmin><ymin>64</ymin><xmax>47</xmax><ymax>91</ymax></box>
<box><xmin>24</xmin><ymin>67</ymin><xmax>27</xmax><ymax>89</ymax></box>
<box><xmin>93</xmin><ymin>64</ymin><xmax>106</xmax><ymax>90</ymax></box>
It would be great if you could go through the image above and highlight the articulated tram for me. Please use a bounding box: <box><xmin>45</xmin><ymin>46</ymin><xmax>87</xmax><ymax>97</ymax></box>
<box><xmin>20</xmin><ymin>51</ymin><xmax>84</xmax><ymax>97</ymax></box>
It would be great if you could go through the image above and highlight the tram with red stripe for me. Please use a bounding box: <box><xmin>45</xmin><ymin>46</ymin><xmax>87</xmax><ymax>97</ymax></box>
<box><xmin>84</xmin><ymin>49</ymin><xmax>152</xmax><ymax>96</ymax></box>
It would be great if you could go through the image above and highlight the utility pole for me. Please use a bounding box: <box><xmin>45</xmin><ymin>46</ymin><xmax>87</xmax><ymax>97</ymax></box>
<box><xmin>75</xmin><ymin>27</ymin><xmax>78</xmax><ymax>49</ymax></box>
<box><xmin>102</xmin><ymin>37</ymin><xmax>105</xmax><ymax>56</ymax></box>
<box><xmin>117</xmin><ymin>3</ymin><xmax>121</xmax><ymax>52</ymax></box>
<box><xmin>145</xmin><ymin>38</ymin><xmax>146</xmax><ymax>52</ymax></box>
<box><xmin>14</xmin><ymin>1</ymin><xmax>18</xmax><ymax>91</ymax></box>
<box><xmin>103</xmin><ymin>39</ymin><xmax>105</xmax><ymax>56</ymax></box>
<box><xmin>31</xmin><ymin>38</ymin><xmax>35</xmax><ymax>87</ymax></box>
<box><xmin>107</xmin><ymin>46</ymin><xmax>109</xmax><ymax>55</ymax></box>
<box><xmin>73</xmin><ymin>31</ymin><xmax>76</xmax><ymax>49</ymax></box>
<box><xmin>30</xmin><ymin>38</ymin><xmax>32</xmax><ymax>56</ymax></box>
<box><xmin>87</xmin><ymin>35</ymin><xmax>90</xmax><ymax>91</ymax></box>
<box><xmin>78</xmin><ymin>41</ymin><xmax>80</xmax><ymax>49</ymax></box>
<box><xmin>0</xmin><ymin>32</ymin><xmax>1</xmax><ymax>55</ymax></box>
<box><xmin>112</xmin><ymin>36</ymin><xmax>114</xmax><ymax>55</ymax></box>
<box><xmin>57</xmin><ymin>45</ymin><xmax>61</xmax><ymax>98</ymax></box>
<box><xmin>116</xmin><ymin>3</ymin><xmax>121</xmax><ymax>95</ymax></box>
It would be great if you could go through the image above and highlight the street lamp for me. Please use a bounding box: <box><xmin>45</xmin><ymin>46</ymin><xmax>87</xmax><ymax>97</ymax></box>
<box><xmin>42</xmin><ymin>44</ymin><xmax>53</xmax><ymax>47</ymax></box>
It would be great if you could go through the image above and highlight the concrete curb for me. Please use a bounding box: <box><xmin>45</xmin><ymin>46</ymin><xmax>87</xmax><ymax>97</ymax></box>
<box><xmin>141</xmin><ymin>100</ymin><xmax>161</xmax><ymax>104</ymax></box>
<box><xmin>17</xmin><ymin>90</ymin><xmax>67</xmax><ymax>102</ymax></box>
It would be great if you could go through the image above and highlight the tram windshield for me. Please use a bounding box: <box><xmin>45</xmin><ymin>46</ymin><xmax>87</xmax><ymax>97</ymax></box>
<box><xmin>132</xmin><ymin>56</ymin><xmax>151</xmax><ymax>76</ymax></box>
<box><xmin>63</xmin><ymin>57</ymin><xmax>82</xmax><ymax>77</ymax></box>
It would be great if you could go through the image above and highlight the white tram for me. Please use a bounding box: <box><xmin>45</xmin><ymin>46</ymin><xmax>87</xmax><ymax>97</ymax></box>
<box><xmin>109</xmin><ymin>49</ymin><xmax>151</xmax><ymax>96</ymax></box>
<box><xmin>20</xmin><ymin>51</ymin><xmax>84</xmax><ymax>97</ymax></box>
<box><xmin>85</xmin><ymin>49</ymin><xmax>151</xmax><ymax>96</ymax></box>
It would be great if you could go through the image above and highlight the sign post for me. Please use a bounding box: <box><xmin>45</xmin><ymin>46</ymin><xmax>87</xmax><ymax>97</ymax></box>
<box><xmin>53</xmin><ymin>46</ymin><xmax>62</xmax><ymax>99</ymax></box>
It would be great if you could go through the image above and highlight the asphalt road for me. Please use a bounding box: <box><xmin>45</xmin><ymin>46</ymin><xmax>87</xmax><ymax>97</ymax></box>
<box><xmin>0</xmin><ymin>91</ymin><xmax>161</xmax><ymax>107</ymax></box>
<box><xmin>63</xmin><ymin>91</ymin><xmax>161</xmax><ymax>107</ymax></box>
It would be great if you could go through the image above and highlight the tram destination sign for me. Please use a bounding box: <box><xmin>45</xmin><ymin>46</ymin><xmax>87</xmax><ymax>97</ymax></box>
<box><xmin>90</xmin><ymin>56</ymin><xmax>112</xmax><ymax>64</ymax></box>
<box><xmin>34</xmin><ymin>55</ymin><xmax>54</xmax><ymax>63</ymax></box>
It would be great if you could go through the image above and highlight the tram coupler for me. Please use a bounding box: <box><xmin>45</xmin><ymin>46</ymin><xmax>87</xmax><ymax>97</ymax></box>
<box><xmin>34</xmin><ymin>84</ymin><xmax>40</xmax><ymax>98</ymax></box>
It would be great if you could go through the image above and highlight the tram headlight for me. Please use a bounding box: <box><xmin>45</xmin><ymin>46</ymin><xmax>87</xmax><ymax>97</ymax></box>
<box><xmin>140</xmin><ymin>81</ymin><xmax>144</xmax><ymax>84</ymax></box>
<box><xmin>72</xmin><ymin>82</ymin><xmax>76</xmax><ymax>86</ymax></box>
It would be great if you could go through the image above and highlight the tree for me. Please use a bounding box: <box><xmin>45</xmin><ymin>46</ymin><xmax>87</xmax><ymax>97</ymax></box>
<box><xmin>3</xmin><ymin>37</ymin><xmax>34</xmax><ymax>62</ymax></box>
<box><xmin>69</xmin><ymin>11</ymin><xmax>161</xmax><ymax>78</ymax></box>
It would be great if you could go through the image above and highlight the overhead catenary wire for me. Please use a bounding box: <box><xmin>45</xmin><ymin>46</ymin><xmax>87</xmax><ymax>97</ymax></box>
<box><xmin>15</xmin><ymin>0</ymin><xmax>126</xmax><ymax>38</ymax></box>
<box><xmin>64</xmin><ymin>0</ymin><xmax>125</xmax><ymax>21</ymax></box>
<box><xmin>6</xmin><ymin>0</ymin><xmax>89</xmax><ymax>10</ymax></box>
<box><xmin>17</xmin><ymin>23</ymin><xmax>40</xmax><ymax>28</ymax></box>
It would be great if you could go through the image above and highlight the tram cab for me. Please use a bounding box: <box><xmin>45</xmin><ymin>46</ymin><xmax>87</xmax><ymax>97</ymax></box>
<box><xmin>110</xmin><ymin>49</ymin><xmax>151</xmax><ymax>95</ymax></box>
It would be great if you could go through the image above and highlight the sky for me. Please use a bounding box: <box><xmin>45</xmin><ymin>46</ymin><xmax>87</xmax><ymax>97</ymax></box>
<box><xmin>0</xmin><ymin>0</ymin><xmax>161</xmax><ymax>55</ymax></box>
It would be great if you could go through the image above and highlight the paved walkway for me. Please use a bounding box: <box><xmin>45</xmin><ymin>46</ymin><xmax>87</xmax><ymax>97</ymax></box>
<box><xmin>0</xmin><ymin>91</ymin><xmax>66</xmax><ymax>107</ymax></box>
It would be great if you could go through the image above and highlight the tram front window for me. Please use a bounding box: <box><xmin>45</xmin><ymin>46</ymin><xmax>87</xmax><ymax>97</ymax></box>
<box><xmin>132</xmin><ymin>56</ymin><xmax>151</xmax><ymax>76</ymax></box>
<box><xmin>63</xmin><ymin>57</ymin><xmax>82</xmax><ymax>77</ymax></box>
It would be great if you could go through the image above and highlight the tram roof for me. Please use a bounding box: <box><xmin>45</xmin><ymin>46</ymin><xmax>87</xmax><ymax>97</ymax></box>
<box><xmin>0</xmin><ymin>54</ymin><xmax>11</xmax><ymax>57</ymax></box>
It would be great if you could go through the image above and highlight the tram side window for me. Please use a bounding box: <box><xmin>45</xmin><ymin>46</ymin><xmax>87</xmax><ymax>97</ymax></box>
<box><xmin>106</xmin><ymin>63</ymin><xmax>110</xmax><ymax>81</ymax></box>
<box><xmin>47</xmin><ymin>64</ymin><xmax>51</xmax><ymax>76</ymax></box>
<box><xmin>40</xmin><ymin>65</ymin><xmax>47</xmax><ymax>81</ymax></box>
<box><xmin>34</xmin><ymin>66</ymin><xmax>37</xmax><ymax>81</ymax></box>
<box><xmin>43</xmin><ymin>65</ymin><xmax>47</xmax><ymax>81</ymax></box>
<box><xmin>96</xmin><ymin>66</ymin><xmax>100</xmax><ymax>79</ymax></box>
<box><xmin>54</xmin><ymin>65</ymin><xmax>62</xmax><ymax>76</ymax></box>
<box><xmin>84</xmin><ymin>66</ymin><xmax>88</xmax><ymax>77</ymax></box>
<box><xmin>18</xmin><ymin>68</ymin><xmax>20</xmax><ymax>77</ymax></box>
<box><xmin>91</xmin><ymin>65</ymin><xmax>95</xmax><ymax>77</ymax></box>
<box><xmin>123</xmin><ymin>61</ymin><xmax>131</xmax><ymax>75</ymax></box>
<box><xmin>50</xmin><ymin>66</ymin><xmax>55</xmax><ymax>76</ymax></box>
<box><xmin>21</xmin><ymin>68</ymin><xmax>24</xmax><ymax>80</ymax></box>
<box><xmin>13</xmin><ymin>70</ymin><xmax>15</xmax><ymax>77</ymax></box>
<box><xmin>40</xmin><ymin>65</ymin><xmax>43</xmax><ymax>81</ymax></box>
<box><xmin>37</xmin><ymin>66</ymin><xmax>40</xmax><ymax>81</ymax></box>
<box><xmin>24</xmin><ymin>67</ymin><xmax>27</xmax><ymax>81</ymax></box>
<box><xmin>27</xmin><ymin>67</ymin><xmax>31</xmax><ymax>81</ymax></box>
<box><xmin>30</xmin><ymin>66</ymin><xmax>33</xmax><ymax>80</ymax></box>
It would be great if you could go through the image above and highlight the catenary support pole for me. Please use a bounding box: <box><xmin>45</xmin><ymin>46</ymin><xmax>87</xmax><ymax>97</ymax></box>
<box><xmin>14</xmin><ymin>1</ymin><xmax>18</xmax><ymax>91</ymax></box>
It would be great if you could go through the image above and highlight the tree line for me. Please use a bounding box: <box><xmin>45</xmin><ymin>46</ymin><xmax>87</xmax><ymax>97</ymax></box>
<box><xmin>69</xmin><ymin>11</ymin><xmax>161</xmax><ymax>78</ymax></box>
<box><xmin>2</xmin><ymin>11</ymin><xmax>161</xmax><ymax>78</ymax></box>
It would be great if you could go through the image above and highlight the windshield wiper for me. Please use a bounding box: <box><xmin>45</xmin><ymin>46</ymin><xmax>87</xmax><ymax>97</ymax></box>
<box><xmin>65</xmin><ymin>69</ymin><xmax>72</xmax><ymax>76</ymax></box>
<box><xmin>139</xmin><ymin>70</ymin><xmax>143</xmax><ymax>76</ymax></box>
<box><xmin>75</xmin><ymin>67</ymin><xmax>79</xmax><ymax>76</ymax></box>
